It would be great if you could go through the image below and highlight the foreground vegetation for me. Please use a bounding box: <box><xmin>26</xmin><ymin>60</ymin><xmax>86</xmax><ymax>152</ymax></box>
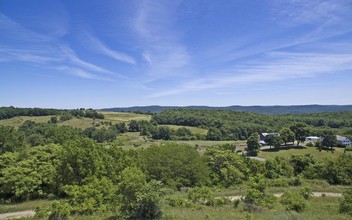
<box><xmin>0</xmin><ymin>107</ymin><xmax>352</xmax><ymax>219</ymax></box>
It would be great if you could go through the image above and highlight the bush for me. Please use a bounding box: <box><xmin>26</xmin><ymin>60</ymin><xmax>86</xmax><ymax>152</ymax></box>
<box><xmin>339</xmin><ymin>188</ymin><xmax>352</xmax><ymax>216</ymax></box>
<box><xmin>280</xmin><ymin>191</ymin><xmax>307</xmax><ymax>212</ymax></box>
<box><xmin>35</xmin><ymin>206</ymin><xmax>51</xmax><ymax>218</ymax></box>
<box><xmin>59</xmin><ymin>114</ymin><xmax>73</xmax><ymax>122</ymax></box>
<box><xmin>135</xmin><ymin>180</ymin><xmax>165</xmax><ymax>219</ymax></box>
<box><xmin>62</xmin><ymin>177</ymin><xmax>117</xmax><ymax>214</ymax></box>
<box><xmin>243</xmin><ymin>176</ymin><xmax>276</xmax><ymax>211</ymax></box>
<box><xmin>345</xmin><ymin>146</ymin><xmax>352</xmax><ymax>152</ymax></box>
<box><xmin>166</xmin><ymin>197</ymin><xmax>192</xmax><ymax>208</ymax></box>
<box><xmin>187</xmin><ymin>186</ymin><xmax>213</xmax><ymax>205</ymax></box>
<box><xmin>306</xmin><ymin>142</ymin><xmax>314</xmax><ymax>147</ymax></box>
<box><xmin>300</xmin><ymin>186</ymin><xmax>313</xmax><ymax>200</ymax></box>
<box><xmin>48</xmin><ymin>201</ymin><xmax>71</xmax><ymax>220</ymax></box>
<box><xmin>233</xmin><ymin>199</ymin><xmax>240</xmax><ymax>208</ymax></box>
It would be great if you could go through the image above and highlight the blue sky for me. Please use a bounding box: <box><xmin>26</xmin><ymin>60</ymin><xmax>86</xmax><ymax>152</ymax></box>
<box><xmin>1</xmin><ymin>0</ymin><xmax>352</xmax><ymax>109</ymax></box>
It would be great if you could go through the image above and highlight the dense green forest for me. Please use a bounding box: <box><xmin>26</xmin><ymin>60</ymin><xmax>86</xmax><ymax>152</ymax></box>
<box><xmin>103</xmin><ymin>104</ymin><xmax>352</xmax><ymax>114</ymax></box>
<box><xmin>0</xmin><ymin>107</ymin><xmax>352</xmax><ymax>219</ymax></box>
<box><xmin>0</xmin><ymin>107</ymin><xmax>104</xmax><ymax>120</ymax></box>
<box><xmin>152</xmin><ymin>109</ymin><xmax>352</xmax><ymax>140</ymax></box>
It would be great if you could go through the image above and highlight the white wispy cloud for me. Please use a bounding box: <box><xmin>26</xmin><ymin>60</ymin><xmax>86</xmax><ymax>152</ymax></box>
<box><xmin>60</xmin><ymin>45</ymin><xmax>113</xmax><ymax>75</ymax></box>
<box><xmin>272</xmin><ymin>0</ymin><xmax>351</xmax><ymax>26</ymax></box>
<box><xmin>148</xmin><ymin>49</ymin><xmax>352</xmax><ymax>98</ymax></box>
<box><xmin>0</xmin><ymin>48</ymin><xmax>63</xmax><ymax>64</ymax></box>
<box><xmin>84</xmin><ymin>33</ymin><xmax>136</xmax><ymax>65</ymax></box>
<box><xmin>197</xmin><ymin>0</ymin><xmax>352</xmax><ymax>68</ymax></box>
<box><xmin>0</xmin><ymin>14</ymin><xmax>53</xmax><ymax>42</ymax></box>
<box><xmin>0</xmin><ymin>13</ymin><xmax>127</xmax><ymax>81</ymax></box>
<box><xmin>55</xmin><ymin>66</ymin><xmax>113</xmax><ymax>81</ymax></box>
<box><xmin>132</xmin><ymin>0</ymin><xmax>193</xmax><ymax>80</ymax></box>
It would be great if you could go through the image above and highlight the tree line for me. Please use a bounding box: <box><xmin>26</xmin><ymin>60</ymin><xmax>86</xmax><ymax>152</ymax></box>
<box><xmin>152</xmin><ymin>109</ymin><xmax>352</xmax><ymax>140</ymax></box>
<box><xmin>0</xmin><ymin>107</ymin><xmax>104</xmax><ymax>120</ymax></box>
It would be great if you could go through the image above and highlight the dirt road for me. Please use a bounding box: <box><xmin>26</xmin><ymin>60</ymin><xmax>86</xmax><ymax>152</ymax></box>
<box><xmin>227</xmin><ymin>192</ymin><xmax>342</xmax><ymax>201</ymax></box>
<box><xmin>0</xmin><ymin>210</ymin><xmax>35</xmax><ymax>220</ymax></box>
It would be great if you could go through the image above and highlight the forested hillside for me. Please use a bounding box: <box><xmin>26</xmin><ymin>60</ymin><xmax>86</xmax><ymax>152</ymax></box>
<box><xmin>103</xmin><ymin>105</ymin><xmax>352</xmax><ymax>114</ymax></box>
<box><xmin>152</xmin><ymin>109</ymin><xmax>352</xmax><ymax>140</ymax></box>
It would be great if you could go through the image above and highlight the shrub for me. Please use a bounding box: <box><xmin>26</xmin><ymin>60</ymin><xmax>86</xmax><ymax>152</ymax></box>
<box><xmin>212</xmin><ymin>197</ymin><xmax>232</xmax><ymax>206</ymax></box>
<box><xmin>345</xmin><ymin>146</ymin><xmax>352</xmax><ymax>152</ymax></box>
<box><xmin>243</xmin><ymin>176</ymin><xmax>276</xmax><ymax>211</ymax></box>
<box><xmin>35</xmin><ymin>206</ymin><xmax>51</xmax><ymax>219</ymax></box>
<box><xmin>187</xmin><ymin>186</ymin><xmax>213</xmax><ymax>205</ymax></box>
<box><xmin>280</xmin><ymin>191</ymin><xmax>307</xmax><ymax>212</ymax></box>
<box><xmin>339</xmin><ymin>188</ymin><xmax>352</xmax><ymax>216</ymax></box>
<box><xmin>300</xmin><ymin>186</ymin><xmax>313</xmax><ymax>200</ymax></box>
<box><xmin>233</xmin><ymin>199</ymin><xmax>240</xmax><ymax>208</ymax></box>
<box><xmin>62</xmin><ymin>177</ymin><xmax>117</xmax><ymax>215</ymax></box>
<box><xmin>166</xmin><ymin>197</ymin><xmax>192</xmax><ymax>208</ymax></box>
<box><xmin>306</xmin><ymin>142</ymin><xmax>314</xmax><ymax>147</ymax></box>
<box><xmin>48</xmin><ymin>201</ymin><xmax>71</xmax><ymax>220</ymax></box>
<box><xmin>135</xmin><ymin>180</ymin><xmax>165</xmax><ymax>219</ymax></box>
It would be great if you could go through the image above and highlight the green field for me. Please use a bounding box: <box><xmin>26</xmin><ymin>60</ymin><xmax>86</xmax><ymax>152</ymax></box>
<box><xmin>163</xmin><ymin>124</ymin><xmax>208</xmax><ymax>135</ymax></box>
<box><xmin>258</xmin><ymin>145</ymin><xmax>349</xmax><ymax>160</ymax></box>
<box><xmin>2</xmin><ymin>190</ymin><xmax>349</xmax><ymax>220</ymax></box>
<box><xmin>0</xmin><ymin>200</ymin><xmax>52</xmax><ymax>214</ymax></box>
<box><xmin>0</xmin><ymin>115</ymin><xmax>52</xmax><ymax>128</ymax></box>
<box><xmin>100</xmin><ymin>111</ymin><xmax>151</xmax><ymax>122</ymax></box>
<box><xmin>0</xmin><ymin>111</ymin><xmax>151</xmax><ymax>129</ymax></box>
<box><xmin>162</xmin><ymin>196</ymin><xmax>351</xmax><ymax>220</ymax></box>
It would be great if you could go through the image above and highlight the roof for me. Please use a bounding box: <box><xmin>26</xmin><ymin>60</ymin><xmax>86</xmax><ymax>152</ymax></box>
<box><xmin>336</xmin><ymin>135</ymin><xmax>349</xmax><ymax>141</ymax></box>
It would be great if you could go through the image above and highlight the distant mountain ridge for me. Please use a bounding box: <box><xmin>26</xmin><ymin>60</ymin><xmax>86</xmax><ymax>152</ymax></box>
<box><xmin>101</xmin><ymin>105</ymin><xmax>352</xmax><ymax>115</ymax></box>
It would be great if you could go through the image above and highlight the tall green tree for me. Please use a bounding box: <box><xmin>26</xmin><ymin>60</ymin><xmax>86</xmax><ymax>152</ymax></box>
<box><xmin>128</xmin><ymin>120</ymin><xmax>140</xmax><ymax>132</ymax></box>
<box><xmin>264</xmin><ymin>134</ymin><xmax>282</xmax><ymax>149</ymax></box>
<box><xmin>280</xmin><ymin>128</ymin><xmax>295</xmax><ymax>146</ymax></box>
<box><xmin>290</xmin><ymin>123</ymin><xmax>309</xmax><ymax>146</ymax></box>
<box><xmin>56</xmin><ymin>138</ymin><xmax>105</xmax><ymax>187</ymax></box>
<box><xmin>206</xmin><ymin>127</ymin><xmax>222</xmax><ymax>141</ymax></box>
<box><xmin>0</xmin><ymin>144</ymin><xmax>61</xmax><ymax>201</ymax></box>
<box><xmin>205</xmin><ymin>148</ymin><xmax>249</xmax><ymax>187</ymax></box>
<box><xmin>0</xmin><ymin>126</ymin><xmax>25</xmax><ymax>153</ymax></box>
<box><xmin>117</xmin><ymin>167</ymin><xmax>146</xmax><ymax>218</ymax></box>
<box><xmin>141</xmin><ymin>143</ymin><xmax>209</xmax><ymax>188</ymax></box>
<box><xmin>321</xmin><ymin>135</ymin><xmax>338</xmax><ymax>150</ymax></box>
<box><xmin>247</xmin><ymin>134</ymin><xmax>260</xmax><ymax>156</ymax></box>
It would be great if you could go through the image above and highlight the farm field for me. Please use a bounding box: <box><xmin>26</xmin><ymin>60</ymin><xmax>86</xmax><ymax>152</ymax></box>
<box><xmin>258</xmin><ymin>145</ymin><xmax>349</xmax><ymax>160</ymax></box>
<box><xmin>163</xmin><ymin>124</ymin><xmax>208</xmax><ymax>135</ymax></box>
<box><xmin>162</xmin><ymin>196</ymin><xmax>351</xmax><ymax>220</ymax></box>
<box><xmin>0</xmin><ymin>111</ymin><xmax>151</xmax><ymax>129</ymax></box>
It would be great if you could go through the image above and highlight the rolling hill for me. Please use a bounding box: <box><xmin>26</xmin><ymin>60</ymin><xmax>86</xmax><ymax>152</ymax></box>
<box><xmin>101</xmin><ymin>105</ymin><xmax>352</xmax><ymax>114</ymax></box>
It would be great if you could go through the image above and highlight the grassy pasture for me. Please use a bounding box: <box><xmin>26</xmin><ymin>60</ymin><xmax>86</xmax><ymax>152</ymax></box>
<box><xmin>0</xmin><ymin>116</ymin><xmax>52</xmax><ymax>128</ymax></box>
<box><xmin>162</xmin><ymin>196</ymin><xmax>350</xmax><ymax>220</ymax></box>
<box><xmin>0</xmin><ymin>200</ymin><xmax>52</xmax><ymax>214</ymax></box>
<box><xmin>0</xmin><ymin>111</ymin><xmax>151</xmax><ymax>129</ymax></box>
<box><xmin>2</xmin><ymin>192</ymin><xmax>349</xmax><ymax>220</ymax></box>
<box><xmin>99</xmin><ymin>111</ymin><xmax>151</xmax><ymax>122</ymax></box>
<box><xmin>163</xmin><ymin>124</ymin><xmax>208</xmax><ymax>135</ymax></box>
<box><xmin>258</xmin><ymin>145</ymin><xmax>349</xmax><ymax>160</ymax></box>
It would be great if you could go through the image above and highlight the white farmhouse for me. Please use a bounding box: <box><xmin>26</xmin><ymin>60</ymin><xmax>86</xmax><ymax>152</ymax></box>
<box><xmin>305</xmin><ymin>136</ymin><xmax>323</xmax><ymax>142</ymax></box>
<box><xmin>336</xmin><ymin>135</ymin><xmax>351</xmax><ymax>146</ymax></box>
